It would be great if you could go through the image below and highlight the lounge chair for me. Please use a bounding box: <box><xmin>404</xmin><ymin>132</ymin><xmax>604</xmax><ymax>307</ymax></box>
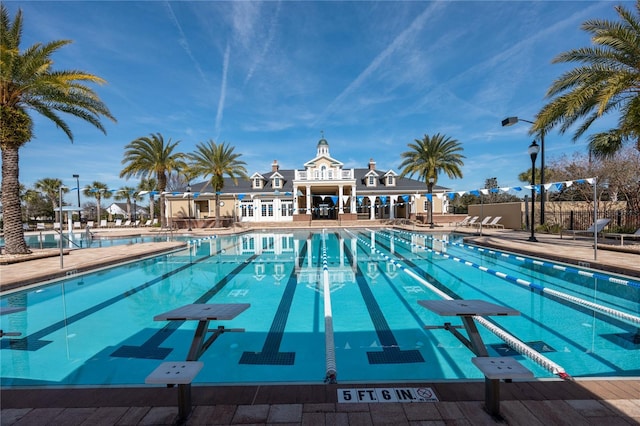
<box><xmin>23</xmin><ymin>223</ymin><xmax>32</xmax><ymax>231</ymax></box>
<box><xmin>454</xmin><ymin>216</ymin><xmax>472</xmax><ymax>226</ymax></box>
<box><xmin>485</xmin><ymin>216</ymin><xmax>504</xmax><ymax>229</ymax></box>
<box><xmin>73</xmin><ymin>221</ymin><xmax>82</xmax><ymax>229</ymax></box>
<box><xmin>571</xmin><ymin>218</ymin><xmax>611</xmax><ymax>239</ymax></box>
<box><xmin>465</xmin><ymin>216</ymin><xmax>479</xmax><ymax>227</ymax></box>
<box><xmin>114</xmin><ymin>219</ymin><xmax>122</xmax><ymax>227</ymax></box>
<box><xmin>605</xmin><ymin>228</ymin><xmax>640</xmax><ymax>246</ymax></box>
<box><xmin>36</xmin><ymin>222</ymin><xmax>46</xmax><ymax>231</ymax></box>
<box><xmin>53</xmin><ymin>222</ymin><xmax>61</xmax><ymax>230</ymax></box>
<box><xmin>473</xmin><ymin>216</ymin><xmax>493</xmax><ymax>229</ymax></box>
<box><xmin>99</xmin><ymin>219</ymin><xmax>108</xmax><ymax>228</ymax></box>
<box><xmin>87</xmin><ymin>221</ymin><xmax>94</xmax><ymax>228</ymax></box>
<box><xmin>143</xmin><ymin>219</ymin><xmax>152</xmax><ymax>226</ymax></box>
<box><xmin>123</xmin><ymin>220</ymin><xmax>131</xmax><ymax>227</ymax></box>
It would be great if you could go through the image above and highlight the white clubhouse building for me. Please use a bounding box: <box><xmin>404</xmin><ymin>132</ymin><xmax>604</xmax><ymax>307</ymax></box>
<box><xmin>166</xmin><ymin>137</ymin><xmax>448</xmax><ymax>227</ymax></box>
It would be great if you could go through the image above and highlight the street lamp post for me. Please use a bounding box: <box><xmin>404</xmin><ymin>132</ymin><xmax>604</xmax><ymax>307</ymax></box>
<box><xmin>72</xmin><ymin>174</ymin><xmax>81</xmax><ymax>222</ymax></box>
<box><xmin>186</xmin><ymin>184</ymin><xmax>192</xmax><ymax>231</ymax></box>
<box><xmin>502</xmin><ymin>116</ymin><xmax>545</xmax><ymax>224</ymax></box>
<box><xmin>428</xmin><ymin>177</ymin><xmax>435</xmax><ymax>228</ymax></box>
<box><xmin>133</xmin><ymin>197</ymin><xmax>137</xmax><ymax>226</ymax></box>
<box><xmin>527</xmin><ymin>140</ymin><xmax>540</xmax><ymax>242</ymax></box>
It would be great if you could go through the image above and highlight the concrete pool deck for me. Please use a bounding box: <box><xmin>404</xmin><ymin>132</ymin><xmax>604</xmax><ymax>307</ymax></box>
<box><xmin>1</xmin><ymin>224</ymin><xmax>639</xmax><ymax>425</ymax></box>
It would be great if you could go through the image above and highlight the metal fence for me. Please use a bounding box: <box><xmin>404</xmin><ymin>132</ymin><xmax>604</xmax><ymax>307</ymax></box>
<box><xmin>545</xmin><ymin>209</ymin><xmax>640</xmax><ymax>232</ymax></box>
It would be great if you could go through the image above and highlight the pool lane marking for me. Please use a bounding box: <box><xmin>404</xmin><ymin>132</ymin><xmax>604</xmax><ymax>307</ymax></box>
<box><xmin>238</xmin><ymin>238</ymin><xmax>310</xmax><ymax>365</ymax></box>
<box><xmin>383</xmin><ymin>230</ymin><xmax>640</xmax><ymax>327</ymax></box>
<box><xmin>339</xmin><ymin>234</ymin><xmax>424</xmax><ymax>365</ymax></box>
<box><xmin>347</xmin><ymin>229</ymin><xmax>569</xmax><ymax>378</ymax></box>
<box><xmin>390</xmin><ymin>229</ymin><xmax>640</xmax><ymax>289</ymax></box>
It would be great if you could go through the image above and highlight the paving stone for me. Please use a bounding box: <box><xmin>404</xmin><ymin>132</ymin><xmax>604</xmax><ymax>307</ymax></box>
<box><xmin>267</xmin><ymin>404</ymin><xmax>302</xmax><ymax>423</ymax></box>
<box><xmin>231</xmin><ymin>404</ymin><xmax>269</xmax><ymax>424</ymax></box>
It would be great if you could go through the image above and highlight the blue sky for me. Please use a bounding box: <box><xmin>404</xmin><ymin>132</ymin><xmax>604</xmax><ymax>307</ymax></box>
<box><xmin>5</xmin><ymin>1</ymin><xmax>623</xmax><ymax>206</ymax></box>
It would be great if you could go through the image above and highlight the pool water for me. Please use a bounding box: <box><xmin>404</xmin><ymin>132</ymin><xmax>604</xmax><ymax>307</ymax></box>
<box><xmin>3</xmin><ymin>232</ymin><xmax>179</xmax><ymax>249</ymax></box>
<box><xmin>1</xmin><ymin>229</ymin><xmax>638</xmax><ymax>387</ymax></box>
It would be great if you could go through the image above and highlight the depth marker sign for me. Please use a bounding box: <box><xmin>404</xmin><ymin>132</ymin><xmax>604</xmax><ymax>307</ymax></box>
<box><xmin>337</xmin><ymin>387</ymin><xmax>438</xmax><ymax>403</ymax></box>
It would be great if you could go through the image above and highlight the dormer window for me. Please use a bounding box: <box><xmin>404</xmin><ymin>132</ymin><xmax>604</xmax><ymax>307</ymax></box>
<box><xmin>273</xmin><ymin>177</ymin><xmax>281</xmax><ymax>188</ymax></box>
<box><xmin>253</xmin><ymin>177</ymin><xmax>263</xmax><ymax>189</ymax></box>
<box><xmin>386</xmin><ymin>176</ymin><xmax>395</xmax><ymax>186</ymax></box>
<box><xmin>368</xmin><ymin>175</ymin><xmax>376</xmax><ymax>186</ymax></box>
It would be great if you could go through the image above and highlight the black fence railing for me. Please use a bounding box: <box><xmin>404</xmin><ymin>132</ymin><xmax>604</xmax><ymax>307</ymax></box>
<box><xmin>545</xmin><ymin>209</ymin><xmax>640</xmax><ymax>232</ymax></box>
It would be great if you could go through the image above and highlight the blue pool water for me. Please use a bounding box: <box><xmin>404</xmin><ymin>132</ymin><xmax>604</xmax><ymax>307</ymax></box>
<box><xmin>2</xmin><ymin>232</ymin><xmax>180</xmax><ymax>249</ymax></box>
<box><xmin>1</xmin><ymin>229</ymin><xmax>638</xmax><ymax>387</ymax></box>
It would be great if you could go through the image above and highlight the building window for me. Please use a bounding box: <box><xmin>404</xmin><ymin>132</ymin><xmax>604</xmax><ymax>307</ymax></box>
<box><xmin>328</xmin><ymin>170</ymin><xmax>333</xmax><ymax>179</ymax></box>
<box><xmin>262</xmin><ymin>202</ymin><xmax>274</xmax><ymax>217</ymax></box>
<box><xmin>253</xmin><ymin>178</ymin><xmax>262</xmax><ymax>189</ymax></box>
<box><xmin>387</xmin><ymin>176</ymin><xmax>394</xmax><ymax>186</ymax></box>
<box><xmin>314</xmin><ymin>171</ymin><xmax>319</xmax><ymax>179</ymax></box>
<box><xmin>241</xmin><ymin>202</ymin><xmax>254</xmax><ymax>217</ymax></box>
<box><xmin>368</xmin><ymin>176</ymin><xmax>375</xmax><ymax>186</ymax></box>
<box><xmin>273</xmin><ymin>177</ymin><xmax>280</xmax><ymax>188</ymax></box>
<box><xmin>321</xmin><ymin>165</ymin><xmax>326</xmax><ymax>180</ymax></box>
<box><xmin>281</xmin><ymin>202</ymin><xmax>293</xmax><ymax>217</ymax></box>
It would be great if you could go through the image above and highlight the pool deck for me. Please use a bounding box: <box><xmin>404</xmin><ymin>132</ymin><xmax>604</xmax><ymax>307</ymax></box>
<box><xmin>1</xmin><ymin>224</ymin><xmax>639</xmax><ymax>425</ymax></box>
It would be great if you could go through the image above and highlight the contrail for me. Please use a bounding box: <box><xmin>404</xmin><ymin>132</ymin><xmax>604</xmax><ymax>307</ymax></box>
<box><xmin>244</xmin><ymin>0</ymin><xmax>282</xmax><ymax>87</ymax></box>
<box><xmin>215</xmin><ymin>43</ymin><xmax>231</xmax><ymax>138</ymax></box>
<box><xmin>164</xmin><ymin>1</ymin><xmax>210</xmax><ymax>86</ymax></box>
<box><xmin>313</xmin><ymin>2</ymin><xmax>445</xmax><ymax>126</ymax></box>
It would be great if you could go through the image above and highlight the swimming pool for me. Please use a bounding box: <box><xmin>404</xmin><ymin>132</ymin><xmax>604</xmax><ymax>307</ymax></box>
<box><xmin>2</xmin><ymin>232</ymin><xmax>182</xmax><ymax>249</ymax></box>
<box><xmin>1</xmin><ymin>228</ymin><xmax>638</xmax><ymax>387</ymax></box>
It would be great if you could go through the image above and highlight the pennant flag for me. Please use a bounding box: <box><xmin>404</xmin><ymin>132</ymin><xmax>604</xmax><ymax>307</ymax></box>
<box><xmin>357</xmin><ymin>196</ymin><xmax>364</xmax><ymax>204</ymax></box>
<box><xmin>470</xmin><ymin>190</ymin><xmax>480</xmax><ymax>196</ymax></box>
<box><xmin>402</xmin><ymin>195</ymin><xmax>409</xmax><ymax>202</ymax></box>
<box><xmin>480</xmin><ymin>189</ymin><xmax>489</xmax><ymax>195</ymax></box>
<box><xmin>553</xmin><ymin>182</ymin><xmax>564</xmax><ymax>191</ymax></box>
<box><xmin>330</xmin><ymin>196</ymin><xmax>338</xmax><ymax>204</ymax></box>
<box><xmin>193</xmin><ymin>192</ymin><xmax>200</xmax><ymax>199</ymax></box>
<box><xmin>448</xmin><ymin>192</ymin><xmax>456</xmax><ymax>200</ymax></box>
<box><xmin>425</xmin><ymin>193</ymin><xmax>432</xmax><ymax>202</ymax></box>
<box><xmin>512</xmin><ymin>186</ymin><xmax>522</xmax><ymax>191</ymax></box>
<box><xmin>490</xmin><ymin>188</ymin><xmax>500</xmax><ymax>193</ymax></box>
<box><xmin>564</xmin><ymin>181</ymin><xmax>574</xmax><ymax>188</ymax></box>
<box><xmin>380</xmin><ymin>196</ymin><xmax>387</xmax><ymax>204</ymax></box>
<box><xmin>238</xmin><ymin>194</ymin><xmax>245</xmax><ymax>200</ymax></box>
<box><xmin>342</xmin><ymin>195</ymin><xmax>350</xmax><ymax>204</ymax></box>
<box><xmin>544</xmin><ymin>183</ymin><xmax>554</xmax><ymax>190</ymax></box>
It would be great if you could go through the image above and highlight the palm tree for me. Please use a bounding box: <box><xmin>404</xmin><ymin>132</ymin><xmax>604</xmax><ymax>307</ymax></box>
<box><xmin>83</xmin><ymin>182</ymin><xmax>112</xmax><ymax>222</ymax></box>
<box><xmin>138</xmin><ymin>177</ymin><xmax>157</xmax><ymax>223</ymax></box>
<box><xmin>398</xmin><ymin>133</ymin><xmax>465</xmax><ymax>187</ymax></box>
<box><xmin>120</xmin><ymin>133</ymin><xmax>186</xmax><ymax>227</ymax></box>
<box><xmin>113</xmin><ymin>186</ymin><xmax>137</xmax><ymax>220</ymax></box>
<box><xmin>532</xmin><ymin>1</ymin><xmax>640</xmax><ymax>159</ymax></box>
<box><xmin>188</xmin><ymin>140</ymin><xmax>248</xmax><ymax>228</ymax></box>
<box><xmin>0</xmin><ymin>6</ymin><xmax>115</xmax><ymax>254</ymax></box>
<box><xmin>33</xmin><ymin>178</ymin><xmax>68</xmax><ymax>223</ymax></box>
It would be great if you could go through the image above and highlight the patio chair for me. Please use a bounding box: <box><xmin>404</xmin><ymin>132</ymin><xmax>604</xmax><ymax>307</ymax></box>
<box><xmin>114</xmin><ymin>219</ymin><xmax>122</xmax><ymax>227</ymax></box>
<box><xmin>36</xmin><ymin>222</ymin><xmax>46</xmax><ymax>231</ymax></box>
<box><xmin>123</xmin><ymin>220</ymin><xmax>131</xmax><ymax>227</ymax></box>
<box><xmin>485</xmin><ymin>216</ymin><xmax>504</xmax><ymax>229</ymax></box>
<box><xmin>473</xmin><ymin>216</ymin><xmax>493</xmax><ymax>229</ymax></box>
<box><xmin>571</xmin><ymin>218</ymin><xmax>611</xmax><ymax>239</ymax></box>
<box><xmin>143</xmin><ymin>219</ymin><xmax>152</xmax><ymax>226</ymax></box>
<box><xmin>454</xmin><ymin>216</ymin><xmax>472</xmax><ymax>226</ymax></box>
<box><xmin>73</xmin><ymin>221</ymin><xmax>82</xmax><ymax>229</ymax></box>
<box><xmin>465</xmin><ymin>216</ymin><xmax>480</xmax><ymax>227</ymax></box>
<box><xmin>99</xmin><ymin>219</ymin><xmax>108</xmax><ymax>228</ymax></box>
<box><xmin>604</xmin><ymin>227</ymin><xmax>640</xmax><ymax>246</ymax></box>
<box><xmin>87</xmin><ymin>221</ymin><xmax>94</xmax><ymax>228</ymax></box>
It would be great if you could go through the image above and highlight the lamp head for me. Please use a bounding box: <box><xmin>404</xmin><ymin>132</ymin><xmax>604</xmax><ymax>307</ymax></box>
<box><xmin>72</xmin><ymin>174</ymin><xmax>79</xmax><ymax>178</ymax></box>
<box><xmin>501</xmin><ymin>117</ymin><xmax>519</xmax><ymax>127</ymax></box>
<box><xmin>186</xmin><ymin>183</ymin><xmax>191</xmax><ymax>192</ymax></box>
<box><xmin>528</xmin><ymin>140</ymin><xmax>540</xmax><ymax>160</ymax></box>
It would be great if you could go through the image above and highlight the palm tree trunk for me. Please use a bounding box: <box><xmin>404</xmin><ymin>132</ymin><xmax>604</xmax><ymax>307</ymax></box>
<box><xmin>215</xmin><ymin>193</ymin><xmax>220</xmax><ymax>228</ymax></box>
<box><xmin>1</xmin><ymin>146</ymin><xmax>31</xmax><ymax>254</ymax></box>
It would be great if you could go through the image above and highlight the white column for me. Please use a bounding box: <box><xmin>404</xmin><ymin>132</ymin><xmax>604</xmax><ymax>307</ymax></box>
<box><xmin>351</xmin><ymin>186</ymin><xmax>357</xmax><ymax>212</ymax></box>
<box><xmin>338</xmin><ymin>185</ymin><xmax>344</xmax><ymax>214</ymax></box>
<box><xmin>369</xmin><ymin>196</ymin><xmax>376</xmax><ymax>220</ymax></box>
<box><xmin>306</xmin><ymin>185</ymin><xmax>312</xmax><ymax>215</ymax></box>
<box><xmin>389</xmin><ymin>196</ymin><xmax>395</xmax><ymax>220</ymax></box>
